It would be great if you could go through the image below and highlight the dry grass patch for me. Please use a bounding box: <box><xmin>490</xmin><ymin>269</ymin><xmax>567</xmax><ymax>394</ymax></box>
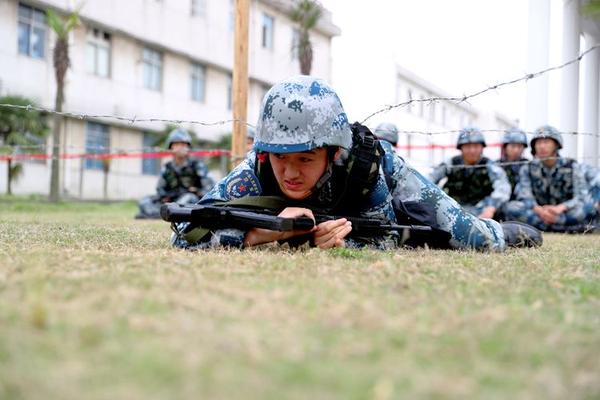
<box><xmin>1</xmin><ymin>196</ymin><xmax>599</xmax><ymax>400</ymax></box>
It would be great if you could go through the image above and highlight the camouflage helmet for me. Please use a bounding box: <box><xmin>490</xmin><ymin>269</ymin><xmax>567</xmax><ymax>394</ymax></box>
<box><xmin>166</xmin><ymin>128</ymin><xmax>192</xmax><ymax>149</ymax></box>
<box><xmin>247</xmin><ymin>125</ymin><xmax>256</xmax><ymax>140</ymax></box>
<box><xmin>530</xmin><ymin>125</ymin><xmax>563</xmax><ymax>155</ymax></box>
<box><xmin>502</xmin><ymin>127</ymin><xmax>528</xmax><ymax>147</ymax></box>
<box><xmin>456</xmin><ymin>126</ymin><xmax>486</xmax><ymax>149</ymax></box>
<box><xmin>254</xmin><ymin>75</ymin><xmax>352</xmax><ymax>153</ymax></box>
<box><xmin>374</xmin><ymin>122</ymin><xmax>399</xmax><ymax>145</ymax></box>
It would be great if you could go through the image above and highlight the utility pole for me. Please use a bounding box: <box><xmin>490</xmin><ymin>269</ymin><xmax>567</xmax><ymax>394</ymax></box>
<box><xmin>232</xmin><ymin>0</ymin><xmax>249</xmax><ymax>168</ymax></box>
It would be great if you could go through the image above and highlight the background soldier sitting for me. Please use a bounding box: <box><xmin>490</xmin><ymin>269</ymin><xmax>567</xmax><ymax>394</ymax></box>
<box><xmin>497</xmin><ymin>128</ymin><xmax>529</xmax><ymax>200</ymax></box>
<box><xmin>429</xmin><ymin>126</ymin><xmax>511</xmax><ymax>219</ymax></box>
<box><xmin>504</xmin><ymin>125</ymin><xmax>598</xmax><ymax>232</ymax></box>
<box><xmin>136</xmin><ymin>128</ymin><xmax>214</xmax><ymax>219</ymax></box>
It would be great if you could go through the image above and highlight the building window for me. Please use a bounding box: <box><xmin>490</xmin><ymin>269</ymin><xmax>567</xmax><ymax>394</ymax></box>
<box><xmin>191</xmin><ymin>0</ymin><xmax>206</xmax><ymax>17</ymax></box>
<box><xmin>227</xmin><ymin>74</ymin><xmax>232</xmax><ymax>110</ymax></box>
<box><xmin>291</xmin><ymin>28</ymin><xmax>300</xmax><ymax>60</ymax></box>
<box><xmin>18</xmin><ymin>3</ymin><xmax>47</xmax><ymax>59</ymax></box>
<box><xmin>262</xmin><ymin>14</ymin><xmax>274</xmax><ymax>50</ymax></box>
<box><xmin>86</xmin><ymin>28</ymin><xmax>111</xmax><ymax>78</ymax></box>
<box><xmin>142</xmin><ymin>48</ymin><xmax>162</xmax><ymax>91</ymax></box>
<box><xmin>85</xmin><ymin>122</ymin><xmax>110</xmax><ymax>170</ymax></box>
<box><xmin>191</xmin><ymin>63</ymin><xmax>206</xmax><ymax>102</ymax></box>
<box><xmin>142</xmin><ymin>132</ymin><xmax>161</xmax><ymax>175</ymax></box>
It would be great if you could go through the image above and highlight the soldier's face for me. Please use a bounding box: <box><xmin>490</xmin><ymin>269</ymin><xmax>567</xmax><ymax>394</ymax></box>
<box><xmin>461</xmin><ymin>143</ymin><xmax>484</xmax><ymax>165</ymax></box>
<box><xmin>534</xmin><ymin>138</ymin><xmax>557</xmax><ymax>159</ymax></box>
<box><xmin>269</xmin><ymin>148</ymin><xmax>333</xmax><ymax>200</ymax></box>
<box><xmin>505</xmin><ymin>143</ymin><xmax>525</xmax><ymax>161</ymax></box>
<box><xmin>171</xmin><ymin>142</ymin><xmax>190</xmax><ymax>157</ymax></box>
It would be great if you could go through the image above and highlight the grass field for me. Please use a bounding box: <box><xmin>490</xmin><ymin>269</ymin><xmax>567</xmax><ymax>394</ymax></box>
<box><xmin>1</xmin><ymin>195</ymin><xmax>599</xmax><ymax>400</ymax></box>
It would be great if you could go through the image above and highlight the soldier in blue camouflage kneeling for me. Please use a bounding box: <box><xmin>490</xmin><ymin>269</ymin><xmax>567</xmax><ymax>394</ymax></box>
<box><xmin>172</xmin><ymin>76</ymin><xmax>541</xmax><ymax>250</ymax></box>
<box><xmin>504</xmin><ymin>125</ymin><xmax>598</xmax><ymax>232</ymax></box>
<box><xmin>429</xmin><ymin>127</ymin><xmax>511</xmax><ymax>219</ymax></box>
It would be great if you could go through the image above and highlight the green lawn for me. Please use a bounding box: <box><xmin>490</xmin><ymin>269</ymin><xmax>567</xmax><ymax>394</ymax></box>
<box><xmin>1</xmin><ymin>196</ymin><xmax>599</xmax><ymax>400</ymax></box>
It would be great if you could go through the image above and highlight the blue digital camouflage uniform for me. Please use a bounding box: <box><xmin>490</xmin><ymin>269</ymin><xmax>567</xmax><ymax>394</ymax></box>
<box><xmin>172</xmin><ymin>141</ymin><xmax>506</xmax><ymax>251</ymax></box>
<box><xmin>137</xmin><ymin>158</ymin><xmax>214</xmax><ymax>218</ymax></box>
<box><xmin>582</xmin><ymin>163</ymin><xmax>600</xmax><ymax>206</ymax></box>
<box><xmin>429</xmin><ymin>157</ymin><xmax>511</xmax><ymax>216</ymax></box>
<box><xmin>503</xmin><ymin>158</ymin><xmax>597</xmax><ymax>230</ymax></box>
<box><xmin>496</xmin><ymin>158</ymin><xmax>528</xmax><ymax>200</ymax></box>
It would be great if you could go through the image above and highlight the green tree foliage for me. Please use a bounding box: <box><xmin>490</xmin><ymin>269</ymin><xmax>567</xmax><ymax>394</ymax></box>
<box><xmin>290</xmin><ymin>0</ymin><xmax>322</xmax><ymax>75</ymax></box>
<box><xmin>0</xmin><ymin>96</ymin><xmax>49</xmax><ymax>194</ymax></box>
<box><xmin>583</xmin><ymin>0</ymin><xmax>600</xmax><ymax>17</ymax></box>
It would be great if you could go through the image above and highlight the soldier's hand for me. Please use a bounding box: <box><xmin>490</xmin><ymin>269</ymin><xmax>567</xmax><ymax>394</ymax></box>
<box><xmin>534</xmin><ymin>206</ymin><xmax>557</xmax><ymax>224</ymax></box>
<box><xmin>478</xmin><ymin>206</ymin><xmax>496</xmax><ymax>219</ymax></box>
<box><xmin>188</xmin><ymin>186</ymin><xmax>198</xmax><ymax>193</ymax></box>
<box><xmin>243</xmin><ymin>207</ymin><xmax>316</xmax><ymax>247</ymax></box>
<box><xmin>313</xmin><ymin>218</ymin><xmax>352</xmax><ymax>249</ymax></box>
<box><xmin>545</xmin><ymin>204</ymin><xmax>567</xmax><ymax>216</ymax></box>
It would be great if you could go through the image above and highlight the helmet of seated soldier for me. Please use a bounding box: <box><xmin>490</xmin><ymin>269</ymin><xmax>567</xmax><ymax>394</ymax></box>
<box><xmin>502</xmin><ymin>127</ymin><xmax>528</xmax><ymax>147</ymax></box>
<box><xmin>456</xmin><ymin>126</ymin><xmax>486</xmax><ymax>149</ymax></box>
<box><xmin>166</xmin><ymin>128</ymin><xmax>192</xmax><ymax>149</ymax></box>
<box><xmin>247</xmin><ymin>125</ymin><xmax>256</xmax><ymax>140</ymax></box>
<box><xmin>374</xmin><ymin>122</ymin><xmax>399</xmax><ymax>145</ymax></box>
<box><xmin>530</xmin><ymin>125</ymin><xmax>563</xmax><ymax>155</ymax></box>
<box><xmin>254</xmin><ymin>75</ymin><xmax>353</xmax><ymax>153</ymax></box>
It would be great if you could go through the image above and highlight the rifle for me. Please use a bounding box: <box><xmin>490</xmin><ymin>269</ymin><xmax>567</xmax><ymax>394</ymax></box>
<box><xmin>160</xmin><ymin>202</ymin><xmax>433</xmax><ymax>234</ymax></box>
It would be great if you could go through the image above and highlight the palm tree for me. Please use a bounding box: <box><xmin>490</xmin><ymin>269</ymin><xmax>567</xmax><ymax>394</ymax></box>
<box><xmin>290</xmin><ymin>0</ymin><xmax>322</xmax><ymax>75</ymax></box>
<box><xmin>0</xmin><ymin>96</ymin><xmax>49</xmax><ymax>194</ymax></box>
<box><xmin>47</xmin><ymin>7</ymin><xmax>80</xmax><ymax>202</ymax></box>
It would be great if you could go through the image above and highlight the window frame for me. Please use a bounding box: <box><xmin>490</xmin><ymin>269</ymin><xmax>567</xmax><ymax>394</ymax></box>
<box><xmin>141</xmin><ymin>131</ymin><xmax>161</xmax><ymax>175</ymax></box>
<box><xmin>17</xmin><ymin>3</ymin><xmax>47</xmax><ymax>59</ymax></box>
<box><xmin>261</xmin><ymin>13</ymin><xmax>275</xmax><ymax>50</ymax></box>
<box><xmin>142</xmin><ymin>47</ymin><xmax>163</xmax><ymax>91</ymax></box>
<box><xmin>191</xmin><ymin>62</ymin><xmax>206</xmax><ymax>103</ymax></box>
<box><xmin>85</xmin><ymin>122</ymin><xmax>110</xmax><ymax>170</ymax></box>
<box><xmin>86</xmin><ymin>28</ymin><xmax>112</xmax><ymax>78</ymax></box>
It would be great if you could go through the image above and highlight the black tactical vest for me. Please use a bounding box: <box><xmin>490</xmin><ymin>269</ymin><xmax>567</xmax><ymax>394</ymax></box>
<box><xmin>163</xmin><ymin>160</ymin><xmax>202</xmax><ymax>191</ymax></box>
<box><xmin>443</xmin><ymin>156</ymin><xmax>493</xmax><ymax>205</ymax></box>
<box><xmin>528</xmin><ymin>158</ymin><xmax>575</xmax><ymax>205</ymax></box>
<box><xmin>498</xmin><ymin>157</ymin><xmax>527</xmax><ymax>200</ymax></box>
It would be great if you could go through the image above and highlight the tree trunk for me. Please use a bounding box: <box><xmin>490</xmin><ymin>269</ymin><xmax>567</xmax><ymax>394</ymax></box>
<box><xmin>50</xmin><ymin>38</ymin><xmax>69</xmax><ymax>203</ymax></box>
<box><xmin>49</xmin><ymin>88</ymin><xmax>63</xmax><ymax>202</ymax></box>
<box><xmin>7</xmin><ymin>158</ymin><xmax>12</xmax><ymax>195</ymax></box>
<box><xmin>102</xmin><ymin>159</ymin><xmax>110</xmax><ymax>201</ymax></box>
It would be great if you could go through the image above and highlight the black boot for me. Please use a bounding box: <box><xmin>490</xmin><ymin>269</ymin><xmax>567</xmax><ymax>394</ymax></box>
<box><xmin>501</xmin><ymin>221</ymin><xmax>543</xmax><ymax>248</ymax></box>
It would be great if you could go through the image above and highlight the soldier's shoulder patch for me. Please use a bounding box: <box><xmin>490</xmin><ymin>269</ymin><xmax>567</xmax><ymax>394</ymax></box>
<box><xmin>224</xmin><ymin>169</ymin><xmax>262</xmax><ymax>199</ymax></box>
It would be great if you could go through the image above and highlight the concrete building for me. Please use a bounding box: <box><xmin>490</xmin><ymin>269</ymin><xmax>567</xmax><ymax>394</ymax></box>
<box><xmin>0</xmin><ymin>0</ymin><xmax>340</xmax><ymax>199</ymax></box>
<box><xmin>526</xmin><ymin>0</ymin><xmax>600</xmax><ymax>165</ymax></box>
<box><xmin>373</xmin><ymin>64</ymin><xmax>515</xmax><ymax>172</ymax></box>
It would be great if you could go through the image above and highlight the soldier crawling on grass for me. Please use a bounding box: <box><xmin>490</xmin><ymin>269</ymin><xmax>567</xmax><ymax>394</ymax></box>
<box><xmin>136</xmin><ymin>128</ymin><xmax>214</xmax><ymax>219</ymax></box>
<box><xmin>429</xmin><ymin>126</ymin><xmax>511</xmax><ymax>220</ymax></box>
<box><xmin>171</xmin><ymin>75</ymin><xmax>541</xmax><ymax>251</ymax></box>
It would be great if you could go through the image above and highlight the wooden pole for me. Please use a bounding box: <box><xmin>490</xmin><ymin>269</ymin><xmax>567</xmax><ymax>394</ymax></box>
<box><xmin>232</xmin><ymin>0</ymin><xmax>250</xmax><ymax>168</ymax></box>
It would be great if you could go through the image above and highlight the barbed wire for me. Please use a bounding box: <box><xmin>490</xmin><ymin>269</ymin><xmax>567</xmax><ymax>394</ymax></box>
<box><xmin>0</xmin><ymin>44</ymin><xmax>598</xmax><ymax>134</ymax></box>
<box><xmin>0</xmin><ymin>103</ymin><xmax>257</xmax><ymax>129</ymax></box>
<box><xmin>360</xmin><ymin>44</ymin><xmax>600</xmax><ymax>124</ymax></box>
